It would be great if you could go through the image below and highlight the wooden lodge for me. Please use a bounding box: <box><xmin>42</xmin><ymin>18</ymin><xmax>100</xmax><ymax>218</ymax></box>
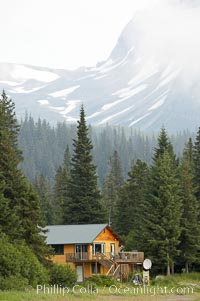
<box><xmin>46</xmin><ymin>224</ymin><xmax>144</xmax><ymax>282</ymax></box>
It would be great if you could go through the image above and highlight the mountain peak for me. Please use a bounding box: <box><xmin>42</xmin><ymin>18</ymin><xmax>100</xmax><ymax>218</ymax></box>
<box><xmin>0</xmin><ymin>3</ymin><xmax>200</xmax><ymax>133</ymax></box>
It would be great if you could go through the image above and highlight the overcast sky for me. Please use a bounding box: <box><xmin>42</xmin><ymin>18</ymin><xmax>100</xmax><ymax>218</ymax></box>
<box><xmin>0</xmin><ymin>0</ymin><xmax>155</xmax><ymax>70</ymax></box>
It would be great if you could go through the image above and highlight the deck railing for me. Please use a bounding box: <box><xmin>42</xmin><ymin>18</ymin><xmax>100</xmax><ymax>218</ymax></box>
<box><xmin>116</xmin><ymin>252</ymin><xmax>144</xmax><ymax>262</ymax></box>
<box><xmin>66</xmin><ymin>251</ymin><xmax>144</xmax><ymax>263</ymax></box>
<box><xmin>66</xmin><ymin>252</ymin><xmax>90</xmax><ymax>261</ymax></box>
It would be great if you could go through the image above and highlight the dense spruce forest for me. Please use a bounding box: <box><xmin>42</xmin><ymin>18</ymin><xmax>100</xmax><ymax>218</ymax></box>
<box><xmin>18</xmin><ymin>115</ymin><xmax>194</xmax><ymax>185</ymax></box>
<box><xmin>1</xmin><ymin>91</ymin><xmax>200</xmax><ymax>283</ymax></box>
<box><xmin>18</xmin><ymin>109</ymin><xmax>200</xmax><ymax>275</ymax></box>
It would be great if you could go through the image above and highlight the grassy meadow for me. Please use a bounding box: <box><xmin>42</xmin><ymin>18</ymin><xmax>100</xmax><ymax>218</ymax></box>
<box><xmin>0</xmin><ymin>273</ymin><xmax>200</xmax><ymax>301</ymax></box>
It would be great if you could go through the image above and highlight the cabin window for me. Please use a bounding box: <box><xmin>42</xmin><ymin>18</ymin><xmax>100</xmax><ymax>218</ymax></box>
<box><xmin>75</xmin><ymin>245</ymin><xmax>88</xmax><ymax>259</ymax></box>
<box><xmin>93</xmin><ymin>243</ymin><xmax>105</xmax><ymax>255</ymax></box>
<box><xmin>51</xmin><ymin>244</ymin><xmax>64</xmax><ymax>255</ymax></box>
<box><xmin>92</xmin><ymin>263</ymin><xmax>101</xmax><ymax>274</ymax></box>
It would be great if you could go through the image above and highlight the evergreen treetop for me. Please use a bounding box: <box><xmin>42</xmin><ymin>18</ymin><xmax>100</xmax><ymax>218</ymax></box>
<box><xmin>153</xmin><ymin>127</ymin><xmax>174</xmax><ymax>162</ymax></box>
<box><xmin>64</xmin><ymin>105</ymin><xmax>105</xmax><ymax>224</ymax></box>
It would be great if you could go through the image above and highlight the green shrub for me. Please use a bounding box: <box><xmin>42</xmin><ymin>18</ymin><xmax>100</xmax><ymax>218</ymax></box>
<box><xmin>0</xmin><ymin>275</ymin><xmax>28</xmax><ymax>290</ymax></box>
<box><xmin>85</xmin><ymin>274</ymin><xmax>118</xmax><ymax>286</ymax></box>
<box><xmin>0</xmin><ymin>235</ymin><xmax>49</xmax><ymax>290</ymax></box>
<box><xmin>17</xmin><ymin>244</ymin><xmax>49</xmax><ymax>287</ymax></box>
<box><xmin>49</xmin><ymin>263</ymin><xmax>77</xmax><ymax>287</ymax></box>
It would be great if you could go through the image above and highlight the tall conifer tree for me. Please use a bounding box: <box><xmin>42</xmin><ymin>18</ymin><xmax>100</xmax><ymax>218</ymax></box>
<box><xmin>135</xmin><ymin>129</ymin><xmax>182</xmax><ymax>275</ymax></box>
<box><xmin>0</xmin><ymin>91</ymin><xmax>49</xmax><ymax>262</ymax></box>
<box><xmin>122</xmin><ymin>160</ymin><xmax>149</xmax><ymax>243</ymax></box>
<box><xmin>102</xmin><ymin>150</ymin><xmax>124</xmax><ymax>228</ymax></box>
<box><xmin>64</xmin><ymin>105</ymin><xmax>104</xmax><ymax>224</ymax></box>
<box><xmin>52</xmin><ymin>145</ymin><xmax>71</xmax><ymax>224</ymax></box>
<box><xmin>34</xmin><ymin>174</ymin><xmax>54</xmax><ymax>225</ymax></box>
<box><xmin>154</xmin><ymin>127</ymin><xmax>175</xmax><ymax>162</ymax></box>
<box><xmin>179</xmin><ymin>142</ymin><xmax>200</xmax><ymax>272</ymax></box>
<box><xmin>53</xmin><ymin>165</ymin><xmax>70</xmax><ymax>224</ymax></box>
<box><xmin>193</xmin><ymin>127</ymin><xmax>200</xmax><ymax>208</ymax></box>
<box><xmin>115</xmin><ymin>159</ymin><xmax>149</xmax><ymax>236</ymax></box>
<box><xmin>0</xmin><ymin>91</ymin><xmax>23</xmax><ymax>238</ymax></box>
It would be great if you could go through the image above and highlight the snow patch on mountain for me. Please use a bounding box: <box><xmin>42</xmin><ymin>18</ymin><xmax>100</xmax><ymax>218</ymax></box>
<box><xmin>98</xmin><ymin>105</ymin><xmax>135</xmax><ymax>125</ymax></box>
<box><xmin>129</xmin><ymin>113</ymin><xmax>151</xmax><ymax>127</ymax></box>
<box><xmin>59</xmin><ymin>100</ymin><xmax>81</xmax><ymax>115</ymax></box>
<box><xmin>148</xmin><ymin>95</ymin><xmax>167</xmax><ymax>111</ymax></box>
<box><xmin>128</xmin><ymin>65</ymin><xmax>158</xmax><ymax>87</ymax></box>
<box><xmin>11</xmin><ymin>65</ymin><xmax>59</xmax><ymax>83</ymax></box>
<box><xmin>49</xmin><ymin>85</ymin><xmax>80</xmax><ymax>98</ymax></box>
<box><xmin>0</xmin><ymin>80</ymin><xmax>19</xmax><ymax>86</ymax></box>
<box><xmin>63</xmin><ymin>116</ymin><xmax>77</xmax><ymax>122</ymax></box>
<box><xmin>157</xmin><ymin>69</ymin><xmax>180</xmax><ymax>89</ymax></box>
<box><xmin>37</xmin><ymin>100</ymin><xmax>49</xmax><ymax>105</ymax></box>
<box><xmin>75</xmin><ymin>73</ymin><xmax>96</xmax><ymax>81</ymax></box>
<box><xmin>87</xmin><ymin>111</ymin><xmax>102</xmax><ymax>120</ymax></box>
<box><xmin>12</xmin><ymin>85</ymin><xmax>46</xmax><ymax>94</ymax></box>
<box><xmin>94</xmin><ymin>74</ymin><xmax>109</xmax><ymax>80</ymax></box>
<box><xmin>49</xmin><ymin>106</ymin><xmax>65</xmax><ymax>111</ymax></box>
<box><xmin>113</xmin><ymin>84</ymin><xmax>147</xmax><ymax>99</ymax></box>
<box><xmin>89</xmin><ymin>59</ymin><xmax>113</xmax><ymax>73</ymax></box>
<box><xmin>100</xmin><ymin>47</ymin><xmax>134</xmax><ymax>76</ymax></box>
<box><xmin>161</xmin><ymin>64</ymin><xmax>175</xmax><ymax>78</ymax></box>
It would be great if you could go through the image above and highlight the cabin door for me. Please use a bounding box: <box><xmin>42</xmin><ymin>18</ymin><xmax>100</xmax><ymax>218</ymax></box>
<box><xmin>76</xmin><ymin>265</ymin><xmax>84</xmax><ymax>282</ymax></box>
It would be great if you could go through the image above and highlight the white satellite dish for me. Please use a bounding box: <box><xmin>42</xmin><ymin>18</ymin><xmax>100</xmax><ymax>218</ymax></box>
<box><xmin>143</xmin><ymin>258</ymin><xmax>152</xmax><ymax>270</ymax></box>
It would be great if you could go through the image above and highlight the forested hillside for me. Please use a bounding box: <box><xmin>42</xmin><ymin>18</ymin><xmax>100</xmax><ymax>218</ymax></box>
<box><xmin>18</xmin><ymin>115</ymin><xmax>194</xmax><ymax>185</ymax></box>
<box><xmin>1</xmin><ymin>91</ymin><xmax>200</xmax><ymax>278</ymax></box>
<box><xmin>18</xmin><ymin>111</ymin><xmax>200</xmax><ymax>275</ymax></box>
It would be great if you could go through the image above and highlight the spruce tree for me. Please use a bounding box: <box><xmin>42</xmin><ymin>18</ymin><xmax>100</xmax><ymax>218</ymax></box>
<box><xmin>122</xmin><ymin>160</ymin><xmax>149</xmax><ymax>242</ymax></box>
<box><xmin>52</xmin><ymin>145</ymin><xmax>71</xmax><ymax>224</ymax></box>
<box><xmin>102</xmin><ymin>150</ymin><xmax>124</xmax><ymax>227</ymax></box>
<box><xmin>0</xmin><ymin>91</ymin><xmax>50</xmax><ymax>262</ymax></box>
<box><xmin>115</xmin><ymin>159</ymin><xmax>149</xmax><ymax>236</ymax></box>
<box><xmin>53</xmin><ymin>165</ymin><xmax>70</xmax><ymax>224</ymax></box>
<box><xmin>18</xmin><ymin>180</ymin><xmax>50</xmax><ymax>263</ymax></box>
<box><xmin>0</xmin><ymin>177</ymin><xmax>20</xmax><ymax>238</ymax></box>
<box><xmin>34</xmin><ymin>174</ymin><xmax>54</xmax><ymax>225</ymax></box>
<box><xmin>64</xmin><ymin>105</ymin><xmax>105</xmax><ymax>224</ymax></box>
<box><xmin>186</xmin><ymin>137</ymin><xmax>193</xmax><ymax>163</ymax></box>
<box><xmin>154</xmin><ymin>127</ymin><xmax>174</xmax><ymax>162</ymax></box>
<box><xmin>193</xmin><ymin>127</ymin><xmax>200</xmax><ymax>207</ymax></box>
<box><xmin>0</xmin><ymin>91</ymin><xmax>23</xmax><ymax>238</ymax></box>
<box><xmin>145</xmin><ymin>151</ymin><xmax>182</xmax><ymax>274</ymax></box>
<box><xmin>126</xmin><ymin>159</ymin><xmax>149</xmax><ymax>217</ymax></box>
<box><xmin>63</xmin><ymin>145</ymin><xmax>71</xmax><ymax>175</ymax></box>
<box><xmin>179</xmin><ymin>142</ymin><xmax>200</xmax><ymax>272</ymax></box>
<box><xmin>115</xmin><ymin>186</ymin><xmax>133</xmax><ymax>235</ymax></box>
<box><xmin>135</xmin><ymin>130</ymin><xmax>182</xmax><ymax>275</ymax></box>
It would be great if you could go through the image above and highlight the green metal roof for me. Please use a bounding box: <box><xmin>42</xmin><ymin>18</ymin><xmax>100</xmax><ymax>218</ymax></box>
<box><xmin>45</xmin><ymin>224</ymin><xmax>108</xmax><ymax>245</ymax></box>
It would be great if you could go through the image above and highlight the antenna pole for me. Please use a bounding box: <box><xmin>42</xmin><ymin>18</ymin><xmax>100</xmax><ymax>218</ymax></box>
<box><xmin>108</xmin><ymin>207</ymin><xmax>111</xmax><ymax>227</ymax></box>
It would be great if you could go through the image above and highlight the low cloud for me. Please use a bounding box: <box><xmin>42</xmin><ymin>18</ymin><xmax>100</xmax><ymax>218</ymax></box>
<box><xmin>128</xmin><ymin>0</ymin><xmax>200</xmax><ymax>85</ymax></box>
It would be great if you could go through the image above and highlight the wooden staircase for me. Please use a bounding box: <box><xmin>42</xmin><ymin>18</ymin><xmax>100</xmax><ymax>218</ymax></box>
<box><xmin>107</xmin><ymin>263</ymin><xmax>120</xmax><ymax>279</ymax></box>
<box><xmin>96</xmin><ymin>252</ymin><xmax>115</xmax><ymax>269</ymax></box>
<box><xmin>96</xmin><ymin>253</ymin><xmax>120</xmax><ymax>279</ymax></box>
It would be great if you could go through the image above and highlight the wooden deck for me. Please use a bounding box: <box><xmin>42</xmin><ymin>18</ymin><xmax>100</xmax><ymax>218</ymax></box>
<box><xmin>66</xmin><ymin>251</ymin><xmax>144</xmax><ymax>263</ymax></box>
